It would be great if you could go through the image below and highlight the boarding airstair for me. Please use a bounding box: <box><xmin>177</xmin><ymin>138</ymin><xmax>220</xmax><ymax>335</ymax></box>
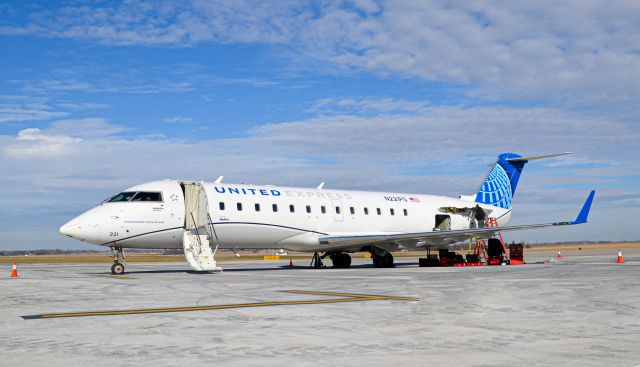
<box><xmin>181</xmin><ymin>183</ymin><xmax>222</xmax><ymax>272</ymax></box>
<box><xmin>182</xmin><ymin>221</ymin><xmax>222</xmax><ymax>272</ymax></box>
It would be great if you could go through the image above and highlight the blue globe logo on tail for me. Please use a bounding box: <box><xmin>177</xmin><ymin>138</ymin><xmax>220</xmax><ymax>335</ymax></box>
<box><xmin>475</xmin><ymin>164</ymin><xmax>512</xmax><ymax>209</ymax></box>
<box><xmin>474</xmin><ymin>153</ymin><xmax>527</xmax><ymax>209</ymax></box>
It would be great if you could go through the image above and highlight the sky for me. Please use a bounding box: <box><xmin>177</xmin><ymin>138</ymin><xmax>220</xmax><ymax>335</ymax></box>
<box><xmin>0</xmin><ymin>0</ymin><xmax>639</xmax><ymax>250</ymax></box>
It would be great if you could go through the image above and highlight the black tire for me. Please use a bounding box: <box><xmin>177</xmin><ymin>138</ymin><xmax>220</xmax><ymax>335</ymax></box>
<box><xmin>340</xmin><ymin>253</ymin><xmax>351</xmax><ymax>268</ymax></box>
<box><xmin>381</xmin><ymin>253</ymin><xmax>395</xmax><ymax>268</ymax></box>
<box><xmin>111</xmin><ymin>263</ymin><xmax>125</xmax><ymax>275</ymax></box>
<box><xmin>372</xmin><ymin>255</ymin><xmax>382</xmax><ymax>268</ymax></box>
<box><xmin>332</xmin><ymin>253</ymin><xmax>352</xmax><ymax>268</ymax></box>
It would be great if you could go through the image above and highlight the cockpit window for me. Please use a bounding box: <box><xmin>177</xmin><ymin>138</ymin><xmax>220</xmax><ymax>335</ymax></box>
<box><xmin>107</xmin><ymin>192</ymin><xmax>137</xmax><ymax>202</ymax></box>
<box><xmin>106</xmin><ymin>191</ymin><xmax>163</xmax><ymax>202</ymax></box>
<box><xmin>132</xmin><ymin>192</ymin><xmax>163</xmax><ymax>202</ymax></box>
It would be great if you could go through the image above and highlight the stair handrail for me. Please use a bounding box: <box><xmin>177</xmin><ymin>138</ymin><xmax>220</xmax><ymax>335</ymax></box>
<box><xmin>189</xmin><ymin>212</ymin><xmax>203</xmax><ymax>256</ymax></box>
<box><xmin>206</xmin><ymin>212</ymin><xmax>221</xmax><ymax>257</ymax></box>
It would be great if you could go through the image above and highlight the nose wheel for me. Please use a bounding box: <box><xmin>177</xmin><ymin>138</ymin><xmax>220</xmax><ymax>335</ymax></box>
<box><xmin>111</xmin><ymin>262</ymin><xmax>125</xmax><ymax>275</ymax></box>
<box><xmin>109</xmin><ymin>246</ymin><xmax>126</xmax><ymax>275</ymax></box>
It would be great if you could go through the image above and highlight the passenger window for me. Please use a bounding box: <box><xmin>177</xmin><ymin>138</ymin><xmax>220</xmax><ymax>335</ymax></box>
<box><xmin>237</xmin><ymin>203</ymin><xmax>243</xmax><ymax>211</ymax></box>
<box><xmin>390</xmin><ymin>208</ymin><xmax>395</xmax><ymax>216</ymax></box>
<box><xmin>335</xmin><ymin>206</ymin><xmax>341</xmax><ymax>214</ymax></box>
<box><xmin>108</xmin><ymin>192</ymin><xmax>137</xmax><ymax>202</ymax></box>
<box><xmin>306</xmin><ymin>205</ymin><xmax>311</xmax><ymax>213</ymax></box>
<box><xmin>321</xmin><ymin>206</ymin><xmax>326</xmax><ymax>214</ymax></box>
<box><xmin>350</xmin><ymin>207</ymin><xmax>355</xmax><ymax>215</ymax></box>
<box><xmin>403</xmin><ymin>209</ymin><xmax>408</xmax><ymax>216</ymax></box>
<box><xmin>364</xmin><ymin>207</ymin><xmax>369</xmax><ymax>215</ymax></box>
<box><xmin>272</xmin><ymin>204</ymin><xmax>278</xmax><ymax>212</ymax></box>
<box><xmin>132</xmin><ymin>192</ymin><xmax>163</xmax><ymax>202</ymax></box>
<box><xmin>219</xmin><ymin>202</ymin><xmax>225</xmax><ymax>210</ymax></box>
<box><xmin>289</xmin><ymin>204</ymin><xmax>295</xmax><ymax>213</ymax></box>
<box><xmin>377</xmin><ymin>208</ymin><xmax>381</xmax><ymax>215</ymax></box>
<box><xmin>255</xmin><ymin>203</ymin><xmax>261</xmax><ymax>212</ymax></box>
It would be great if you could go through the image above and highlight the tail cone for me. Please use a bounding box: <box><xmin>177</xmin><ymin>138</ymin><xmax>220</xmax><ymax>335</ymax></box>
<box><xmin>10</xmin><ymin>262</ymin><xmax>18</xmax><ymax>278</ymax></box>
<box><xmin>617</xmin><ymin>250</ymin><xmax>624</xmax><ymax>264</ymax></box>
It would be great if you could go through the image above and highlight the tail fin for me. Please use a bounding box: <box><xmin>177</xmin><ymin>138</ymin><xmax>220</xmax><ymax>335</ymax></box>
<box><xmin>474</xmin><ymin>152</ymin><xmax>571</xmax><ymax>209</ymax></box>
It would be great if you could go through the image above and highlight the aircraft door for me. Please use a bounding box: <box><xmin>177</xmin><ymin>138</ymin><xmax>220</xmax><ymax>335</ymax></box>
<box><xmin>182</xmin><ymin>183</ymin><xmax>209</xmax><ymax>230</ymax></box>
<box><xmin>434</xmin><ymin>214</ymin><xmax>451</xmax><ymax>231</ymax></box>
<box><xmin>332</xmin><ymin>199</ymin><xmax>344</xmax><ymax>222</ymax></box>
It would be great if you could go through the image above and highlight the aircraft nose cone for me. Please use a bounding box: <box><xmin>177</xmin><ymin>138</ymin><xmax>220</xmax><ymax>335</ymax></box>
<box><xmin>60</xmin><ymin>221</ymin><xmax>84</xmax><ymax>240</ymax></box>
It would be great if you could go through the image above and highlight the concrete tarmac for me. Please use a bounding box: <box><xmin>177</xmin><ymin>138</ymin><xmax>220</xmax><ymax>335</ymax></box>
<box><xmin>1</xmin><ymin>249</ymin><xmax>639</xmax><ymax>366</ymax></box>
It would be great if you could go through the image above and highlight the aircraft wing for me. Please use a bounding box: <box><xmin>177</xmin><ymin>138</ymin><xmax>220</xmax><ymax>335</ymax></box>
<box><xmin>318</xmin><ymin>191</ymin><xmax>595</xmax><ymax>250</ymax></box>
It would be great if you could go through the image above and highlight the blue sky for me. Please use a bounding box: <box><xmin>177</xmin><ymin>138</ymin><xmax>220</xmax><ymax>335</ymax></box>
<box><xmin>1</xmin><ymin>1</ymin><xmax>639</xmax><ymax>250</ymax></box>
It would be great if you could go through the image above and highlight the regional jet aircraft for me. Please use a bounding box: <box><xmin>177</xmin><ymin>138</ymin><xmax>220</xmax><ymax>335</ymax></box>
<box><xmin>60</xmin><ymin>152</ymin><xmax>595</xmax><ymax>274</ymax></box>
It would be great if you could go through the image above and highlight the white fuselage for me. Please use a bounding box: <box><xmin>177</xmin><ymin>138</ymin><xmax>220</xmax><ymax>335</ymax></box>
<box><xmin>60</xmin><ymin>180</ymin><xmax>511</xmax><ymax>252</ymax></box>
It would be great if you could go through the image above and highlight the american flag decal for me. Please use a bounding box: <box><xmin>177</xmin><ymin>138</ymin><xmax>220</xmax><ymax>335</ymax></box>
<box><xmin>410</xmin><ymin>197</ymin><xmax>420</xmax><ymax>202</ymax></box>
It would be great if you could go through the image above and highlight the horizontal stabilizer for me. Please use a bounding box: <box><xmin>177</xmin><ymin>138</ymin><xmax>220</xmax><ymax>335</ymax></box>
<box><xmin>506</xmin><ymin>152</ymin><xmax>572</xmax><ymax>162</ymax></box>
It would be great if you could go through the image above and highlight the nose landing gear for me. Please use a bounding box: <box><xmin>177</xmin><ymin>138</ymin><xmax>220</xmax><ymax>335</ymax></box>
<box><xmin>110</xmin><ymin>246</ymin><xmax>126</xmax><ymax>275</ymax></box>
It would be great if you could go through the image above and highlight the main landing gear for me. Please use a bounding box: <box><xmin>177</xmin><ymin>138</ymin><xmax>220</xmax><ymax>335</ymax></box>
<box><xmin>310</xmin><ymin>252</ymin><xmax>352</xmax><ymax>269</ymax></box>
<box><xmin>110</xmin><ymin>246</ymin><xmax>126</xmax><ymax>275</ymax></box>
<box><xmin>330</xmin><ymin>252</ymin><xmax>352</xmax><ymax>268</ymax></box>
<box><xmin>310</xmin><ymin>249</ymin><xmax>393</xmax><ymax>269</ymax></box>
<box><xmin>371</xmin><ymin>250</ymin><xmax>394</xmax><ymax>268</ymax></box>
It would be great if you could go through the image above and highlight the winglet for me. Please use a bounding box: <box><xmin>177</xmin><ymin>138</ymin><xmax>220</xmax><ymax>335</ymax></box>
<box><xmin>214</xmin><ymin>176</ymin><xmax>224</xmax><ymax>184</ymax></box>
<box><xmin>573</xmin><ymin>190</ymin><xmax>595</xmax><ymax>224</ymax></box>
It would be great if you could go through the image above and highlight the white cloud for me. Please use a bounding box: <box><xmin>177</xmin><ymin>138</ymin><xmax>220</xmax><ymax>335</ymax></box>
<box><xmin>48</xmin><ymin>118</ymin><xmax>129</xmax><ymax>137</ymax></box>
<box><xmin>246</xmin><ymin>103</ymin><xmax>637</xmax><ymax>166</ymax></box>
<box><xmin>0</xmin><ymin>95</ymin><xmax>69</xmax><ymax>123</ymax></box>
<box><xmin>21</xmin><ymin>78</ymin><xmax>194</xmax><ymax>94</ymax></box>
<box><xmin>3</xmin><ymin>1</ymin><xmax>638</xmax><ymax>109</ymax></box>
<box><xmin>1</xmin><ymin>118</ymin><xmax>127</xmax><ymax>158</ymax></box>
<box><xmin>308</xmin><ymin>97</ymin><xmax>431</xmax><ymax>115</ymax></box>
<box><xmin>164</xmin><ymin>116</ymin><xmax>193</xmax><ymax>124</ymax></box>
<box><xmin>4</xmin><ymin>128</ymin><xmax>80</xmax><ymax>157</ymax></box>
<box><xmin>56</xmin><ymin>102</ymin><xmax>110</xmax><ymax>111</ymax></box>
<box><xmin>2</xmin><ymin>101</ymin><xmax>635</xmax><ymax>193</ymax></box>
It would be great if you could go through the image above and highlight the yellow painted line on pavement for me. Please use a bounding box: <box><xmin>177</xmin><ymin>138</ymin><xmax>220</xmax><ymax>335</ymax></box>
<box><xmin>286</xmin><ymin>290</ymin><xmax>420</xmax><ymax>301</ymax></box>
<box><xmin>22</xmin><ymin>290</ymin><xmax>419</xmax><ymax>320</ymax></box>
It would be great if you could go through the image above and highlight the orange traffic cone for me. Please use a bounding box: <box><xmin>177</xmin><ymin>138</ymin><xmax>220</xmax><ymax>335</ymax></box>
<box><xmin>617</xmin><ymin>250</ymin><xmax>624</xmax><ymax>264</ymax></box>
<box><xmin>10</xmin><ymin>262</ymin><xmax>18</xmax><ymax>278</ymax></box>
<box><xmin>289</xmin><ymin>258</ymin><xmax>293</xmax><ymax>267</ymax></box>
<box><xmin>557</xmin><ymin>250</ymin><xmax>562</xmax><ymax>259</ymax></box>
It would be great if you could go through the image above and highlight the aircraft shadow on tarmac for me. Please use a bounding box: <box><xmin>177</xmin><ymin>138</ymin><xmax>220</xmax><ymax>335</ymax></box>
<box><xmin>81</xmin><ymin>261</ymin><xmax>416</xmax><ymax>275</ymax></box>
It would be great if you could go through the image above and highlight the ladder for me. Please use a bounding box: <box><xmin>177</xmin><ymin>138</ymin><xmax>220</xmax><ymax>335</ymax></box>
<box><xmin>469</xmin><ymin>237</ymin><xmax>488</xmax><ymax>261</ymax></box>
<box><xmin>468</xmin><ymin>218</ymin><xmax>507</xmax><ymax>262</ymax></box>
<box><xmin>486</xmin><ymin>218</ymin><xmax>509</xmax><ymax>260</ymax></box>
